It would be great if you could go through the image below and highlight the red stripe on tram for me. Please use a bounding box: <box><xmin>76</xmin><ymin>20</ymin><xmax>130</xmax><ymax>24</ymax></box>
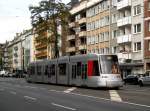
<box><xmin>88</xmin><ymin>61</ymin><xmax>93</xmax><ymax>76</ymax></box>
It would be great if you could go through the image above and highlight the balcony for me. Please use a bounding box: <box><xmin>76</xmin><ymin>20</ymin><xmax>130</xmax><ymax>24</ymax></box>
<box><xmin>79</xmin><ymin>31</ymin><xmax>86</xmax><ymax>37</ymax></box>
<box><xmin>35</xmin><ymin>35</ymin><xmax>47</xmax><ymax>41</ymax></box>
<box><xmin>78</xmin><ymin>44</ymin><xmax>86</xmax><ymax>50</ymax></box>
<box><xmin>117</xmin><ymin>34</ymin><xmax>131</xmax><ymax>44</ymax></box>
<box><xmin>69</xmin><ymin>22</ymin><xmax>75</xmax><ymax>28</ymax></box>
<box><xmin>66</xmin><ymin>47</ymin><xmax>75</xmax><ymax>52</ymax></box>
<box><xmin>117</xmin><ymin>0</ymin><xmax>131</xmax><ymax>10</ymax></box>
<box><xmin>35</xmin><ymin>50</ymin><xmax>47</xmax><ymax>58</ymax></box>
<box><xmin>117</xmin><ymin>16</ymin><xmax>131</xmax><ymax>27</ymax></box>
<box><xmin>78</xmin><ymin>18</ymin><xmax>86</xmax><ymax>24</ymax></box>
<box><xmin>35</xmin><ymin>43</ymin><xmax>47</xmax><ymax>50</ymax></box>
<box><xmin>67</xmin><ymin>35</ymin><xmax>75</xmax><ymax>40</ymax></box>
<box><xmin>118</xmin><ymin>53</ymin><xmax>131</xmax><ymax>60</ymax></box>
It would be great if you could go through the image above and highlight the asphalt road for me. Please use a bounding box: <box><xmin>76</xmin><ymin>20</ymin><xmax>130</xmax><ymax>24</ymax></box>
<box><xmin>0</xmin><ymin>78</ymin><xmax>150</xmax><ymax>111</ymax></box>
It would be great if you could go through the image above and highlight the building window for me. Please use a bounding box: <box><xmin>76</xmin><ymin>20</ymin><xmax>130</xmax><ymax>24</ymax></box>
<box><xmin>148</xmin><ymin>1</ymin><xmax>150</xmax><ymax>10</ymax></box>
<box><xmin>104</xmin><ymin>32</ymin><xmax>109</xmax><ymax>41</ymax></box>
<box><xmin>112</xmin><ymin>13</ymin><xmax>117</xmax><ymax>23</ymax></box>
<box><xmin>112</xmin><ymin>30</ymin><xmax>117</xmax><ymax>38</ymax></box>
<box><xmin>134</xmin><ymin>24</ymin><xmax>141</xmax><ymax>33</ymax></box>
<box><xmin>58</xmin><ymin>63</ymin><xmax>66</xmax><ymax>75</ymax></box>
<box><xmin>148</xmin><ymin>41</ymin><xmax>150</xmax><ymax>51</ymax></box>
<box><xmin>134</xmin><ymin>5</ymin><xmax>141</xmax><ymax>15</ymax></box>
<box><xmin>112</xmin><ymin>46</ymin><xmax>117</xmax><ymax>54</ymax></box>
<box><xmin>134</xmin><ymin>42</ymin><xmax>141</xmax><ymax>52</ymax></box>
<box><xmin>149</xmin><ymin>22</ymin><xmax>150</xmax><ymax>31</ymax></box>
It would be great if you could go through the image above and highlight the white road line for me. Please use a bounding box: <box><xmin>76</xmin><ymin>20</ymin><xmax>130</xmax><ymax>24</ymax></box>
<box><xmin>109</xmin><ymin>90</ymin><xmax>122</xmax><ymax>102</ymax></box>
<box><xmin>51</xmin><ymin>103</ymin><xmax>76</xmax><ymax>110</ymax></box>
<box><xmin>24</xmin><ymin>96</ymin><xmax>37</xmax><ymax>101</ymax></box>
<box><xmin>24</xmin><ymin>86</ymin><xmax>37</xmax><ymax>89</ymax></box>
<box><xmin>64</xmin><ymin>87</ymin><xmax>76</xmax><ymax>93</ymax></box>
<box><xmin>10</xmin><ymin>91</ymin><xmax>17</xmax><ymax>95</ymax></box>
<box><xmin>123</xmin><ymin>101</ymin><xmax>150</xmax><ymax>108</ymax></box>
<box><xmin>49</xmin><ymin>89</ymin><xmax>150</xmax><ymax>108</ymax></box>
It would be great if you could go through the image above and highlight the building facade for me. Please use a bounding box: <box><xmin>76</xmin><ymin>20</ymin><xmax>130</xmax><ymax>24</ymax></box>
<box><xmin>2</xmin><ymin>42</ymin><xmax>9</xmax><ymax>71</ymax></box>
<box><xmin>7</xmin><ymin>41</ymin><xmax>14</xmax><ymax>72</ymax></box>
<box><xmin>0</xmin><ymin>44</ymin><xmax>4</xmax><ymax>70</ymax></box>
<box><xmin>21</xmin><ymin>30</ymin><xmax>33</xmax><ymax>71</ymax></box>
<box><xmin>67</xmin><ymin>0</ymin><xmax>145</xmax><ymax>77</ymax></box>
<box><xmin>33</xmin><ymin>19</ymin><xmax>66</xmax><ymax>61</ymax></box>
<box><xmin>144</xmin><ymin>0</ymin><xmax>150</xmax><ymax>72</ymax></box>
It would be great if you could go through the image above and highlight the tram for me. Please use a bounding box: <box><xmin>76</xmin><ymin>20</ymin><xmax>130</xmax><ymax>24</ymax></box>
<box><xmin>26</xmin><ymin>54</ymin><xmax>123</xmax><ymax>88</ymax></box>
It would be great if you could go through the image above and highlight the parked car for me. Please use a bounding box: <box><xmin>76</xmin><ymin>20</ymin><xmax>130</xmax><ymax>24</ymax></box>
<box><xmin>0</xmin><ymin>70</ymin><xmax>8</xmax><ymax>77</ymax></box>
<box><xmin>124</xmin><ymin>75</ymin><xmax>139</xmax><ymax>85</ymax></box>
<box><xmin>138</xmin><ymin>73</ymin><xmax>150</xmax><ymax>87</ymax></box>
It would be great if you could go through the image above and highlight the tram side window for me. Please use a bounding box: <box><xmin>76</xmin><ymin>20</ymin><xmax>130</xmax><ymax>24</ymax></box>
<box><xmin>77</xmin><ymin>62</ymin><xmax>82</xmax><ymax>76</ymax></box>
<box><xmin>51</xmin><ymin>64</ymin><xmax>55</xmax><ymax>76</ymax></box>
<box><xmin>45</xmin><ymin>65</ymin><xmax>48</xmax><ymax>75</ymax></box>
<box><xmin>47</xmin><ymin>65</ymin><xmax>51</xmax><ymax>78</ymax></box>
<box><xmin>58</xmin><ymin>63</ymin><xmax>66</xmax><ymax>75</ymax></box>
<box><xmin>93</xmin><ymin>61</ymin><xmax>99</xmax><ymax>76</ymax></box>
<box><xmin>37</xmin><ymin>65</ymin><xmax>41</xmax><ymax>75</ymax></box>
<box><xmin>72</xmin><ymin>65</ymin><xmax>77</xmax><ymax>79</ymax></box>
<box><xmin>31</xmin><ymin>66</ymin><xmax>35</xmax><ymax>75</ymax></box>
<box><xmin>82</xmin><ymin>64</ymin><xmax>87</xmax><ymax>79</ymax></box>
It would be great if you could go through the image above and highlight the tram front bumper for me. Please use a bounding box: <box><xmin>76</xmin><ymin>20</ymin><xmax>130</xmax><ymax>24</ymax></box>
<box><xmin>105</xmin><ymin>81</ymin><xmax>123</xmax><ymax>88</ymax></box>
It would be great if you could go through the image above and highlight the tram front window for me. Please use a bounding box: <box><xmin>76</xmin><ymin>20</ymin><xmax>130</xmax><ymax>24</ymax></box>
<box><xmin>100</xmin><ymin>55</ymin><xmax>120</xmax><ymax>74</ymax></box>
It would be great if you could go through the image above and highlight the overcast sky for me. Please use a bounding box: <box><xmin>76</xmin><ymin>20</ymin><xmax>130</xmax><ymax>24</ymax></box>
<box><xmin>0</xmin><ymin>0</ymin><xmax>70</xmax><ymax>43</ymax></box>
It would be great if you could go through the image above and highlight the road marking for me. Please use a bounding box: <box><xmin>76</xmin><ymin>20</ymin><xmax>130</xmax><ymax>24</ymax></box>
<box><xmin>123</xmin><ymin>101</ymin><xmax>150</xmax><ymax>108</ymax></box>
<box><xmin>51</xmin><ymin>103</ymin><xmax>76</xmax><ymax>110</ymax></box>
<box><xmin>24</xmin><ymin>96</ymin><xmax>37</xmax><ymax>101</ymax></box>
<box><xmin>109</xmin><ymin>90</ymin><xmax>122</xmax><ymax>102</ymax></box>
<box><xmin>10</xmin><ymin>91</ymin><xmax>17</xmax><ymax>95</ymax></box>
<box><xmin>25</xmin><ymin>86</ymin><xmax>37</xmax><ymax>89</ymax></box>
<box><xmin>49</xmin><ymin>89</ymin><xmax>150</xmax><ymax>108</ymax></box>
<box><xmin>64</xmin><ymin>87</ymin><xmax>76</xmax><ymax>93</ymax></box>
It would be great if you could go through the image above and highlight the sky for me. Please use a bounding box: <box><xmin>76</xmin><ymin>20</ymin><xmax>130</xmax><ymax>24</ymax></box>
<box><xmin>0</xmin><ymin>0</ymin><xmax>70</xmax><ymax>43</ymax></box>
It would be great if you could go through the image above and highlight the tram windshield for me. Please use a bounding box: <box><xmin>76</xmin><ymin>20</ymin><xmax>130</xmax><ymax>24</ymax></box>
<box><xmin>100</xmin><ymin>55</ymin><xmax>120</xmax><ymax>74</ymax></box>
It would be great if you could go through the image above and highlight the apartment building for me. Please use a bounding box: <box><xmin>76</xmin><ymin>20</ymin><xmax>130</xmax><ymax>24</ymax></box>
<box><xmin>21</xmin><ymin>30</ymin><xmax>33</xmax><ymax>71</ymax></box>
<box><xmin>33</xmin><ymin>20</ymin><xmax>63</xmax><ymax>61</ymax></box>
<box><xmin>116</xmin><ymin>0</ymin><xmax>144</xmax><ymax>76</ymax></box>
<box><xmin>33</xmin><ymin>22</ymin><xmax>49</xmax><ymax>61</ymax></box>
<box><xmin>144</xmin><ymin>0</ymin><xmax>150</xmax><ymax>72</ymax></box>
<box><xmin>12</xmin><ymin>34</ymin><xmax>23</xmax><ymax>71</ymax></box>
<box><xmin>86</xmin><ymin>0</ymin><xmax>110</xmax><ymax>54</ymax></box>
<box><xmin>67</xmin><ymin>1</ymin><xmax>87</xmax><ymax>55</ymax></box>
<box><xmin>67</xmin><ymin>0</ymin><xmax>145</xmax><ymax>76</ymax></box>
<box><xmin>2</xmin><ymin>42</ymin><xmax>9</xmax><ymax>71</ymax></box>
<box><xmin>7</xmin><ymin>41</ymin><xmax>13</xmax><ymax>72</ymax></box>
<box><xmin>0</xmin><ymin>44</ymin><xmax>4</xmax><ymax>70</ymax></box>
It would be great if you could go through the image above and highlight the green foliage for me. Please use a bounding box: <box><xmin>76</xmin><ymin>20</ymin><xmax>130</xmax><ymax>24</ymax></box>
<box><xmin>29</xmin><ymin>0</ymin><xmax>70</xmax><ymax>58</ymax></box>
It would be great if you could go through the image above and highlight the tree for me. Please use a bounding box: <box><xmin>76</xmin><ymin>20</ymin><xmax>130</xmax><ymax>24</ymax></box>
<box><xmin>29</xmin><ymin>0</ymin><xmax>70</xmax><ymax>58</ymax></box>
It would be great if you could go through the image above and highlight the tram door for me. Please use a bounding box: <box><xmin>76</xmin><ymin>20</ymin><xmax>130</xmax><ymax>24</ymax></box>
<box><xmin>71</xmin><ymin>62</ymin><xmax>83</xmax><ymax>86</ymax></box>
<box><xmin>36</xmin><ymin>64</ymin><xmax>43</xmax><ymax>83</ymax></box>
<box><xmin>81</xmin><ymin>62</ymin><xmax>87</xmax><ymax>86</ymax></box>
<box><xmin>71</xmin><ymin>63</ymin><xmax>77</xmax><ymax>85</ymax></box>
<box><xmin>43</xmin><ymin>65</ymin><xmax>49</xmax><ymax>83</ymax></box>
